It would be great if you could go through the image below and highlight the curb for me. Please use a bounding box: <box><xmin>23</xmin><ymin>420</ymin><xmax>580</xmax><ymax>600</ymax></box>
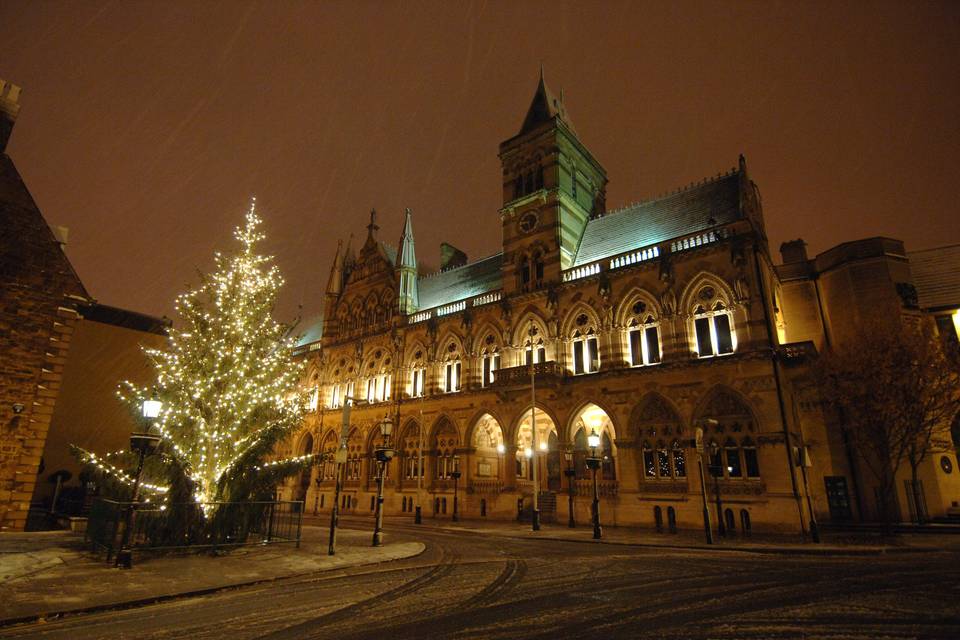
<box><xmin>0</xmin><ymin>542</ymin><xmax>425</xmax><ymax>630</ymax></box>
<box><xmin>377</xmin><ymin>519</ymin><xmax>942</xmax><ymax>557</ymax></box>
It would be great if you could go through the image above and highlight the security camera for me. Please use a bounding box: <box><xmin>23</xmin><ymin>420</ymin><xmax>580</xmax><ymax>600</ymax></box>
<box><xmin>12</xmin><ymin>403</ymin><xmax>25</xmax><ymax>414</ymax></box>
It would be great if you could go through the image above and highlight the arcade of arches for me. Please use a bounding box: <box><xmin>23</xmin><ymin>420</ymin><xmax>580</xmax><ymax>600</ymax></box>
<box><xmin>290</xmin><ymin>387</ymin><xmax>799</xmax><ymax>533</ymax></box>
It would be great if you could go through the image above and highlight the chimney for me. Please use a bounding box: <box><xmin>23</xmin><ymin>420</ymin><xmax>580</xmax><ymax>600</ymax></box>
<box><xmin>0</xmin><ymin>78</ymin><xmax>22</xmax><ymax>153</ymax></box>
<box><xmin>779</xmin><ymin>239</ymin><xmax>808</xmax><ymax>264</ymax></box>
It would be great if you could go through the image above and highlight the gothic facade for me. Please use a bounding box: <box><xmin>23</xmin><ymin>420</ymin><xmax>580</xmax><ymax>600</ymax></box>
<box><xmin>286</xmin><ymin>76</ymin><xmax>960</xmax><ymax>533</ymax></box>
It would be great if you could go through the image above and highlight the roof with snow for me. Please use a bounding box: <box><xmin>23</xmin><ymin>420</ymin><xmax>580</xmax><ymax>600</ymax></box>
<box><xmin>573</xmin><ymin>171</ymin><xmax>743</xmax><ymax>267</ymax></box>
<box><xmin>417</xmin><ymin>253</ymin><xmax>504</xmax><ymax>310</ymax></box>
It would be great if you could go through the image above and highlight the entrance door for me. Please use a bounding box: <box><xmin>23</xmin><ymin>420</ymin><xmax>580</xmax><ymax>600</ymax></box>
<box><xmin>546</xmin><ymin>432</ymin><xmax>561</xmax><ymax>491</ymax></box>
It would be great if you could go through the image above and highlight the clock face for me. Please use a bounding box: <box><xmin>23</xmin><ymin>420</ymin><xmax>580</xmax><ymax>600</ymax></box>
<box><xmin>519</xmin><ymin>212</ymin><xmax>538</xmax><ymax>233</ymax></box>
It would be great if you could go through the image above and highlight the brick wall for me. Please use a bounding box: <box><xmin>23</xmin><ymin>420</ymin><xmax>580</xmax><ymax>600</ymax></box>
<box><xmin>0</xmin><ymin>151</ymin><xmax>88</xmax><ymax>530</ymax></box>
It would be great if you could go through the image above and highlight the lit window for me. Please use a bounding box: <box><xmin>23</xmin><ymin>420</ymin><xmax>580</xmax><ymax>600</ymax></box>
<box><xmin>694</xmin><ymin>301</ymin><xmax>735</xmax><ymax>358</ymax></box>
<box><xmin>572</xmin><ymin>329</ymin><xmax>600</xmax><ymax>375</ymax></box>
<box><xmin>524</xmin><ymin>339</ymin><xmax>546</xmax><ymax>365</ymax></box>
<box><xmin>330</xmin><ymin>384</ymin><xmax>342</xmax><ymax>409</ymax></box>
<box><xmin>482</xmin><ymin>351</ymin><xmax>500</xmax><ymax>386</ymax></box>
<box><xmin>628</xmin><ymin>315</ymin><xmax>661</xmax><ymax>367</ymax></box>
<box><xmin>410</xmin><ymin>367</ymin><xmax>425</xmax><ymax>397</ymax></box>
<box><xmin>444</xmin><ymin>360</ymin><xmax>461</xmax><ymax>393</ymax></box>
<box><xmin>307</xmin><ymin>387</ymin><xmax>319</xmax><ymax>411</ymax></box>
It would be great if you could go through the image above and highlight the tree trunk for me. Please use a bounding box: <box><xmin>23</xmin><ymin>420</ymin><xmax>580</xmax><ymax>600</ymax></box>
<box><xmin>910</xmin><ymin>464</ymin><xmax>925</xmax><ymax>525</ymax></box>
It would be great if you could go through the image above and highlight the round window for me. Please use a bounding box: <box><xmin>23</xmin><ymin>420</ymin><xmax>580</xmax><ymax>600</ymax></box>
<box><xmin>940</xmin><ymin>456</ymin><xmax>953</xmax><ymax>474</ymax></box>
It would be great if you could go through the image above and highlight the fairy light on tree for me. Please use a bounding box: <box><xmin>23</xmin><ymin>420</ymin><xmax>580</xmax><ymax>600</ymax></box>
<box><xmin>81</xmin><ymin>198</ymin><xmax>310</xmax><ymax>515</ymax></box>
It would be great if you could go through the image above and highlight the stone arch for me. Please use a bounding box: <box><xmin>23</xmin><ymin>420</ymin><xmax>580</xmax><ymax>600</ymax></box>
<box><xmin>693</xmin><ymin>384</ymin><xmax>759</xmax><ymax>425</ymax></box>
<box><xmin>429</xmin><ymin>413</ymin><xmax>462</xmax><ymax>448</ymax></box>
<box><xmin>614</xmin><ymin>286</ymin><xmax>662</xmax><ymax>328</ymax></box>
<box><xmin>510</xmin><ymin>308</ymin><xmax>549</xmax><ymax>346</ymax></box>
<box><xmin>560</xmin><ymin>302</ymin><xmax>603</xmax><ymax>338</ymax></box>
<box><xmin>464</xmin><ymin>408</ymin><xmax>509</xmax><ymax>449</ymax></box>
<box><xmin>506</xmin><ymin>403</ymin><xmax>562</xmax><ymax>446</ymax></box>
<box><xmin>630</xmin><ymin>393</ymin><xmax>684</xmax><ymax>440</ymax></box>
<box><xmin>565</xmin><ymin>399</ymin><xmax>621</xmax><ymax>444</ymax></box>
<box><xmin>404</xmin><ymin>337</ymin><xmax>429</xmax><ymax>367</ymax></box>
<box><xmin>474</xmin><ymin>320</ymin><xmax>506</xmax><ymax>350</ymax></box>
<box><xmin>298</xmin><ymin>432</ymin><xmax>315</xmax><ymax>456</ymax></box>
<box><xmin>678</xmin><ymin>271</ymin><xmax>737</xmax><ymax>316</ymax></box>
<box><xmin>434</xmin><ymin>329</ymin><xmax>466</xmax><ymax>361</ymax></box>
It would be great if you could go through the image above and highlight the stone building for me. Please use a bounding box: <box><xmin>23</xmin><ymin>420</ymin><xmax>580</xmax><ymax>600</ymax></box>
<box><xmin>0</xmin><ymin>78</ymin><xmax>89</xmax><ymax>531</ymax></box>
<box><xmin>289</xmin><ymin>76</ymin><xmax>960</xmax><ymax>532</ymax></box>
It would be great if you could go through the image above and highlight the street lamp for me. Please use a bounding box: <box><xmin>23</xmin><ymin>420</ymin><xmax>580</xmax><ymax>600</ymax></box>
<box><xmin>708</xmin><ymin>441</ymin><xmax>726</xmax><ymax>538</ymax></box>
<box><xmin>450</xmin><ymin>455</ymin><xmax>461</xmax><ymax>522</ymax></box>
<box><xmin>564</xmin><ymin>449</ymin><xmax>576</xmax><ymax>528</ymax></box>
<box><xmin>115</xmin><ymin>393</ymin><xmax>163</xmax><ymax>569</ymax></box>
<box><xmin>693</xmin><ymin>421</ymin><xmax>718</xmax><ymax>545</ymax></box>
<box><xmin>585</xmin><ymin>428</ymin><xmax>602</xmax><ymax>540</ymax></box>
<box><xmin>372</xmin><ymin>415</ymin><xmax>394</xmax><ymax>547</ymax></box>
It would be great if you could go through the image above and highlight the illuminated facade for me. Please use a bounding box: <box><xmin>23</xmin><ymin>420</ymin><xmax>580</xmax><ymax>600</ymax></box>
<box><xmin>286</xmin><ymin>77</ymin><xmax>960</xmax><ymax>532</ymax></box>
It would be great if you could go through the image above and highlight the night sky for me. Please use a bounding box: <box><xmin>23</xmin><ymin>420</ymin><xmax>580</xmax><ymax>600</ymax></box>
<box><xmin>1</xmin><ymin>1</ymin><xmax>958</xmax><ymax>327</ymax></box>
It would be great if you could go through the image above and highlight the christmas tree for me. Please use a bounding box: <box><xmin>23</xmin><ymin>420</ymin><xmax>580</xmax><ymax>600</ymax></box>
<box><xmin>80</xmin><ymin>199</ymin><xmax>310</xmax><ymax>512</ymax></box>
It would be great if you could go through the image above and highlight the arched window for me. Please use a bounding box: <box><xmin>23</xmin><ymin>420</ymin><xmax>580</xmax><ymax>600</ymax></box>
<box><xmin>409</xmin><ymin>349</ymin><xmax>426</xmax><ymax>397</ymax></box>
<box><xmin>443</xmin><ymin>358</ymin><xmax>461</xmax><ymax>393</ymax></box>
<box><xmin>481</xmin><ymin>339</ymin><xmax>501</xmax><ymax>387</ymax></box>
<box><xmin>671</xmin><ymin>439</ymin><xmax>687</xmax><ymax>478</ymax></box>
<box><xmin>363</xmin><ymin>353</ymin><xmax>392</xmax><ymax>404</ymax></box>
<box><xmin>693</xmin><ymin>297</ymin><xmax>735</xmax><ymax>358</ymax></box>
<box><xmin>434</xmin><ymin>419</ymin><xmax>459</xmax><ymax>479</ymax></box>
<box><xmin>625</xmin><ymin>300</ymin><xmax>661</xmax><ymax>367</ymax></box>
<box><xmin>571</xmin><ymin>314</ymin><xmax>600</xmax><ymax>375</ymax></box>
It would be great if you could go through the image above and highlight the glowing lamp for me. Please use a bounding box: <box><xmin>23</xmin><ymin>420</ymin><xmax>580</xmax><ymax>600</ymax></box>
<box><xmin>539</xmin><ymin>441</ymin><xmax>548</xmax><ymax>451</ymax></box>
<box><xmin>524</xmin><ymin>447</ymin><xmax>533</xmax><ymax>459</ymax></box>
<box><xmin>587</xmin><ymin>429</ymin><xmax>601</xmax><ymax>450</ymax></box>
<box><xmin>142</xmin><ymin>398</ymin><xmax>163</xmax><ymax>419</ymax></box>
<box><xmin>496</xmin><ymin>443</ymin><xmax>506</xmax><ymax>454</ymax></box>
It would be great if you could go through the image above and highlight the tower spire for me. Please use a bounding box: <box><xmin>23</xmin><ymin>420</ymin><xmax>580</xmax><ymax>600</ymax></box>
<box><xmin>325</xmin><ymin>240</ymin><xmax>344</xmax><ymax>299</ymax></box>
<box><xmin>396</xmin><ymin>207</ymin><xmax>419</xmax><ymax>315</ymax></box>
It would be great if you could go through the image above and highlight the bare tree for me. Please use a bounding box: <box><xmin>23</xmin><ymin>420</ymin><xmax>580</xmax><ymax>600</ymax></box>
<box><xmin>817</xmin><ymin>319</ymin><xmax>959</xmax><ymax>527</ymax></box>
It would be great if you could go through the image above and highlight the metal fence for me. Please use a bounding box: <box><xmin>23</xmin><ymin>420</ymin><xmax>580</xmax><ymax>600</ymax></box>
<box><xmin>86</xmin><ymin>499</ymin><xmax>303</xmax><ymax>560</ymax></box>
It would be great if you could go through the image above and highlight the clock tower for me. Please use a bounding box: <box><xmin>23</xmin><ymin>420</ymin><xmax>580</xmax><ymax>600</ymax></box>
<box><xmin>499</xmin><ymin>72</ymin><xmax>608</xmax><ymax>296</ymax></box>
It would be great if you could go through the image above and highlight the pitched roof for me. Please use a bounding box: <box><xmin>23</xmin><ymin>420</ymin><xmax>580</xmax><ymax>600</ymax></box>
<box><xmin>417</xmin><ymin>253</ymin><xmax>503</xmax><ymax>310</ymax></box>
<box><xmin>519</xmin><ymin>74</ymin><xmax>577</xmax><ymax>137</ymax></box>
<box><xmin>573</xmin><ymin>171</ymin><xmax>742</xmax><ymax>267</ymax></box>
<box><xmin>82</xmin><ymin>303</ymin><xmax>169</xmax><ymax>335</ymax></box>
<box><xmin>296</xmin><ymin>314</ymin><xmax>324</xmax><ymax>347</ymax></box>
<box><xmin>908</xmin><ymin>244</ymin><xmax>960</xmax><ymax>310</ymax></box>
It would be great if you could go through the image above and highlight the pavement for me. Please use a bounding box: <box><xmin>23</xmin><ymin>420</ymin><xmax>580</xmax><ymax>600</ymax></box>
<box><xmin>328</xmin><ymin>512</ymin><xmax>960</xmax><ymax>556</ymax></box>
<box><xmin>0</xmin><ymin>524</ymin><xmax>424</xmax><ymax>627</ymax></box>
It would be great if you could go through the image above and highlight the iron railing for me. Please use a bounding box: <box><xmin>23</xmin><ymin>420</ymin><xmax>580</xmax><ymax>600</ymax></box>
<box><xmin>86</xmin><ymin>499</ymin><xmax>303</xmax><ymax>561</ymax></box>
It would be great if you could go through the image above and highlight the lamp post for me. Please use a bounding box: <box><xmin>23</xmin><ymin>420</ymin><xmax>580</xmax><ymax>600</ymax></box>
<box><xmin>564</xmin><ymin>450</ymin><xmax>576</xmax><ymax>528</ymax></box>
<box><xmin>115</xmin><ymin>394</ymin><xmax>163</xmax><ymax>569</ymax></box>
<box><xmin>528</xmin><ymin>322</ymin><xmax>540</xmax><ymax>532</ymax></box>
<box><xmin>585</xmin><ymin>429</ymin><xmax>602</xmax><ymax>540</ymax></box>
<box><xmin>708</xmin><ymin>442</ymin><xmax>727</xmax><ymax>538</ymax></box>
<box><xmin>450</xmin><ymin>455</ymin><xmax>461</xmax><ymax>522</ymax></box>
<box><xmin>694</xmin><ymin>424</ymin><xmax>715</xmax><ymax>545</ymax></box>
<box><xmin>372</xmin><ymin>415</ymin><xmax>394</xmax><ymax>547</ymax></box>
